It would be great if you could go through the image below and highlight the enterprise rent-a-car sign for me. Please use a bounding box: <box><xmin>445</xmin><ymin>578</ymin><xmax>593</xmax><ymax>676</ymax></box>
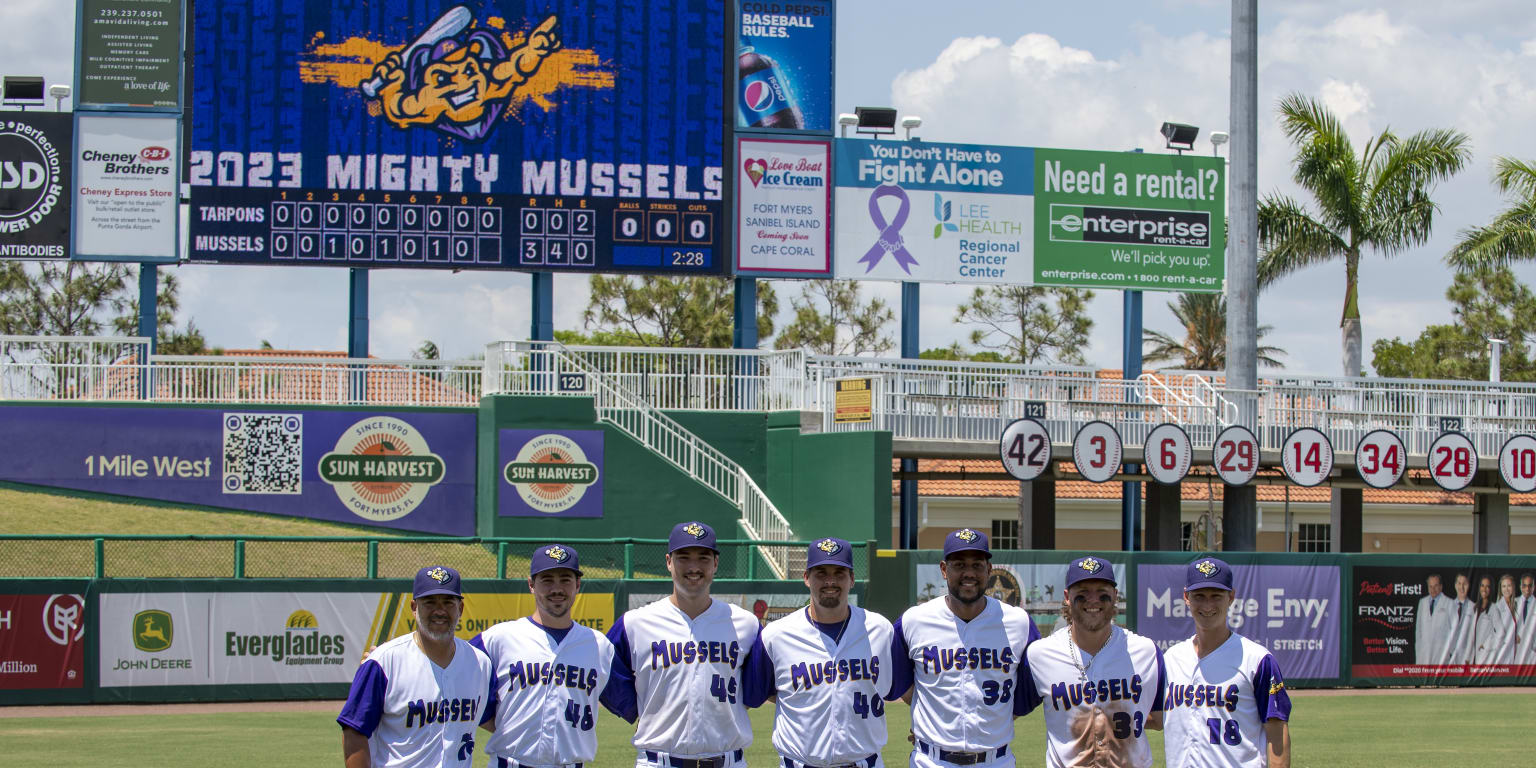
<box><xmin>1034</xmin><ymin>148</ymin><xmax>1224</xmax><ymax>292</ymax></box>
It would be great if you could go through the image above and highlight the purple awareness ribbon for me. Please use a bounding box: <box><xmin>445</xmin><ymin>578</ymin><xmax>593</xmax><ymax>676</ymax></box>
<box><xmin>859</xmin><ymin>184</ymin><xmax>919</xmax><ymax>274</ymax></box>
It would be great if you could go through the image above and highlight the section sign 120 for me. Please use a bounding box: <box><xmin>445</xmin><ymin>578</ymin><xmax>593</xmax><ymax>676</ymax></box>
<box><xmin>186</xmin><ymin>0</ymin><xmax>726</xmax><ymax>274</ymax></box>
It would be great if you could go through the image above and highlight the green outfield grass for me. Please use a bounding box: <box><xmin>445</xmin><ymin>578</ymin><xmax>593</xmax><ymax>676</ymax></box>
<box><xmin>2</xmin><ymin>693</ymin><xmax>1531</xmax><ymax>768</ymax></box>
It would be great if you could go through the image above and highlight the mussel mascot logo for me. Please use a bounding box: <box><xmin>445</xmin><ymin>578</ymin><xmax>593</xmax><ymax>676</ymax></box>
<box><xmin>361</xmin><ymin>6</ymin><xmax>560</xmax><ymax>142</ymax></box>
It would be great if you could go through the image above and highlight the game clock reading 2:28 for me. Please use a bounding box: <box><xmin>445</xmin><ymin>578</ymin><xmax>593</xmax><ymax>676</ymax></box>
<box><xmin>186</xmin><ymin>0</ymin><xmax>726</xmax><ymax>275</ymax></box>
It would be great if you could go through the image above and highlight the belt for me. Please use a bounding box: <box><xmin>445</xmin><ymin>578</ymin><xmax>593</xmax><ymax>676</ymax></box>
<box><xmin>916</xmin><ymin>740</ymin><xmax>1007</xmax><ymax>766</ymax></box>
<box><xmin>496</xmin><ymin>761</ymin><xmax>583</xmax><ymax>768</ymax></box>
<box><xmin>781</xmin><ymin>754</ymin><xmax>878</xmax><ymax>768</ymax></box>
<box><xmin>644</xmin><ymin>749</ymin><xmax>745</xmax><ymax>768</ymax></box>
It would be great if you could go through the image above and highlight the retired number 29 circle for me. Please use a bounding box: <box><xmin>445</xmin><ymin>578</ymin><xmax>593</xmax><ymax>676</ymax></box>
<box><xmin>1072</xmin><ymin>421</ymin><xmax>1123</xmax><ymax>484</ymax></box>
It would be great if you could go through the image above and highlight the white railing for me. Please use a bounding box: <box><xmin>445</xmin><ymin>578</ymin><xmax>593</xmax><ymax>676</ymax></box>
<box><xmin>485</xmin><ymin>342</ymin><xmax>808</xmax><ymax>411</ymax></box>
<box><xmin>0</xmin><ymin>335</ymin><xmax>151</xmax><ymax>401</ymax></box>
<box><xmin>1258</xmin><ymin>375</ymin><xmax>1536</xmax><ymax>457</ymax></box>
<box><xmin>489</xmin><ymin>341</ymin><xmax>796</xmax><ymax>578</ymax></box>
<box><xmin>0</xmin><ymin>342</ymin><xmax>479</xmax><ymax>407</ymax></box>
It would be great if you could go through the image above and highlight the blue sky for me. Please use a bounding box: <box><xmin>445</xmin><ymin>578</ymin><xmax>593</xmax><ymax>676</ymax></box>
<box><xmin>5</xmin><ymin>1</ymin><xmax>1536</xmax><ymax>376</ymax></box>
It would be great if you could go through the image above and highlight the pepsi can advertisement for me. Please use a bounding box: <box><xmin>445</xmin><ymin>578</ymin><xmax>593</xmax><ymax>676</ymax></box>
<box><xmin>736</xmin><ymin>1</ymin><xmax>834</xmax><ymax>133</ymax></box>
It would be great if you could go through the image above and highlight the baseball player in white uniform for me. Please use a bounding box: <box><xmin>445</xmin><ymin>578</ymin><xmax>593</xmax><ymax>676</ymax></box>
<box><xmin>1413</xmin><ymin>574</ymin><xmax>1454</xmax><ymax>665</ymax></box>
<box><xmin>1160</xmin><ymin>557</ymin><xmax>1292</xmax><ymax>768</ymax></box>
<box><xmin>744</xmin><ymin>536</ymin><xmax>895</xmax><ymax>768</ymax></box>
<box><xmin>339</xmin><ymin>565</ymin><xmax>497</xmax><ymax>768</ymax></box>
<box><xmin>1017</xmin><ymin>555</ymin><xmax>1164</xmax><ymax>768</ymax></box>
<box><xmin>891</xmin><ymin>528</ymin><xmax>1040</xmax><ymax>768</ymax></box>
<box><xmin>471</xmin><ymin>544</ymin><xmax>617</xmax><ymax>768</ymax></box>
<box><xmin>601</xmin><ymin>521</ymin><xmax>761</xmax><ymax>768</ymax></box>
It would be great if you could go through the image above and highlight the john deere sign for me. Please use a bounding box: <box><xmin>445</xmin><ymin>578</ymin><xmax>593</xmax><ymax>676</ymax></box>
<box><xmin>499</xmin><ymin>430</ymin><xmax>605</xmax><ymax>518</ymax></box>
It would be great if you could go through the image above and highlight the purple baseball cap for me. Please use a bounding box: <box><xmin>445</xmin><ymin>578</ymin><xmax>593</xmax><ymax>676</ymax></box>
<box><xmin>942</xmin><ymin>528</ymin><xmax>991</xmax><ymax>559</ymax></box>
<box><xmin>1186</xmin><ymin>556</ymin><xmax>1234</xmax><ymax>591</ymax></box>
<box><xmin>669</xmin><ymin>521</ymin><xmax>718</xmax><ymax>553</ymax></box>
<box><xmin>1065</xmin><ymin>555</ymin><xmax>1116</xmax><ymax>588</ymax></box>
<box><xmin>413</xmin><ymin>565</ymin><xmax>463</xmax><ymax>598</ymax></box>
<box><xmin>806</xmin><ymin>537</ymin><xmax>854</xmax><ymax>571</ymax></box>
<box><xmin>531</xmin><ymin>543</ymin><xmax>583</xmax><ymax>577</ymax></box>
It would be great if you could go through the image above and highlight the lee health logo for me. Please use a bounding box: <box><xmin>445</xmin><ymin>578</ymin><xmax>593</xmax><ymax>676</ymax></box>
<box><xmin>932</xmin><ymin>194</ymin><xmax>958</xmax><ymax>239</ymax></box>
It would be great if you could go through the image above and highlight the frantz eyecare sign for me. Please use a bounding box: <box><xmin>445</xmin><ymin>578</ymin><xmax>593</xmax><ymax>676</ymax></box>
<box><xmin>0</xmin><ymin>114</ymin><xmax>71</xmax><ymax>259</ymax></box>
<box><xmin>499</xmin><ymin>429</ymin><xmax>604</xmax><ymax>517</ymax></box>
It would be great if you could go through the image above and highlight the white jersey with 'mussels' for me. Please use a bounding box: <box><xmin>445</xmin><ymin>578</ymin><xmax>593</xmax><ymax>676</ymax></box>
<box><xmin>744</xmin><ymin>606</ymin><xmax>896</xmax><ymax>765</ymax></box>
<box><xmin>471</xmin><ymin>618</ymin><xmax>616</xmax><ymax>766</ymax></box>
<box><xmin>892</xmin><ymin>596</ymin><xmax>1041</xmax><ymax>754</ymax></box>
<box><xmin>1161</xmin><ymin>632</ymin><xmax>1291</xmax><ymax>768</ymax></box>
<box><xmin>337</xmin><ymin>634</ymin><xmax>496</xmax><ymax>768</ymax></box>
<box><xmin>1019</xmin><ymin>625</ymin><xmax>1166</xmax><ymax>768</ymax></box>
<box><xmin>605</xmin><ymin>597</ymin><xmax>760</xmax><ymax>757</ymax></box>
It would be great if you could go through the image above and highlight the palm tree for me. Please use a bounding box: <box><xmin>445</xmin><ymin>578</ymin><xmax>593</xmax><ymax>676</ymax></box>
<box><xmin>1448</xmin><ymin>156</ymin><xmax>1536</xmax><ymax>268</ymax></box>
<box><xmin>1143</xmin><ymin>292</ymin><xmax>1285</xmax><ymax>371</ymax></box>
<box><xmin>1257</xmin><ymin>93</ymin><xmax>1471</xmax><ymax>377</ymax></box>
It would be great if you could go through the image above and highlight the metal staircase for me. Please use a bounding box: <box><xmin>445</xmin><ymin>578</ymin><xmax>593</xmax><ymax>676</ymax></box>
<box><xmin>486</xmin><ymin>341</ymin><xmax>800</xmax><ymax>578</ymax></box>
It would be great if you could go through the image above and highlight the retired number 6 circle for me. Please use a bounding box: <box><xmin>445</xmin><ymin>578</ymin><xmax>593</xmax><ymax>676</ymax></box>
<box><xmin>1281</xmin><ymin>428</ymin><xmax>1334</xmax><ymax>487</ymax></box>
<box><xmin>1145</xmin><ymin>423</ymin><xmax>1192</xmax><ymax>485</ymax></box>
<box><xmin>1427</xmin><ymin>431</ymin><xmax>1477</xmax><ymax>491</ymax></box>
<box><xmin>1072</xmin><ymin>421</ymin><xmax>1123</xmax><ymax>484</ymax></box>
<box><xmin>999</xmin><ymin>418</ymin><xmax>1052</xmax><ymax>482</ymax></box>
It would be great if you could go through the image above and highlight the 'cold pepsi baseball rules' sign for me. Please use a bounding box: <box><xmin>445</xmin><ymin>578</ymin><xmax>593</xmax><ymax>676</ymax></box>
<box><xmin>187</xmin><ymin>1</ymin><xmax>727</xmax><ymax>275</ymax></box>
<box><xmin>735</xmin><ymin>1</ymin><xmax>834</xmax><ymax>132</ymax></box>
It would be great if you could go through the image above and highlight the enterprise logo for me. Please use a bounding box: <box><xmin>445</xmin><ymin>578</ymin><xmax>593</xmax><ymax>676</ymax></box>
<box><xmin>1049</xmin><ymin>204</ymin><xmax>1210</xmax><ymax>248</ymax></box>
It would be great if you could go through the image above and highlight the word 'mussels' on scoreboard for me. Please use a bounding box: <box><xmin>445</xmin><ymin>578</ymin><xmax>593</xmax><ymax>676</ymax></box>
<box><xmin>185</xmin><ymin>0</ymin><xmax>727</xmax><ymax>275</ymax></box>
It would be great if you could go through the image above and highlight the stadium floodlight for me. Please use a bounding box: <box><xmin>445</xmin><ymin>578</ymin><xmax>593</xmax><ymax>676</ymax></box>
<box><xmin>3</xmin><ymin>76</ymin><xmax>46</xmax><ymax>109</ymax></box>
<box><xmin>49</xmin><ymin>84</ymin><xmax>70</xmax><ymax>112</ymax></box>
<box><xmin>900</xmin><ymin>116</ymin><xmax>923</xmax><ymax>140</ymax></box>
<box><xmin>1210</xmin><ymin>130</ymin><xmax>1229</xmax><ymax>156</ymax></box>
<box><xmin>837</xmin><ymin>113</ymin><xmax>858</xmax><ymax>137</ymax></box>
<box><xmin>1160</xmin><ymin>121</ymin><xmax>1199</xmax><ymax>154</ymax></box>
<box><xmin>854</xmin><ymin>107</ymin><xmax>898</xmax><ymax>138</ymax></box>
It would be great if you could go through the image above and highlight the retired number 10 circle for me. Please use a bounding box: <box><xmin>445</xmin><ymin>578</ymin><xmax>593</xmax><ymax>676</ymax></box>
<box><xmin>1499</xmin><ymin>434</ymin><xmax>1536</xmax><ymax>494</ymax></box>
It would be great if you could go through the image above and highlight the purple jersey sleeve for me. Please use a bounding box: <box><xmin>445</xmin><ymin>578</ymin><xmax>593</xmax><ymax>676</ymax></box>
<box><xmin>598</xmin><ymin>615</ymin><xmax>638</xmax><ymax>723</ymax></box>
<box><xmin>741</xmin><ymin>632</ymin><xmax>776</xmax><ymax>708</ymax></box>
<box><xmin>1016</xmin><ymin>649</ymin><xmax>1042</xmax><ymax>716</ymax></box>
<box><xmin>1028</xmin><ymin>614</ymin><xmax>1042</xmax><ymax>645</ymax></box>
<box><xmin>337</xmin><ymin>658</ymin><xmax>388</xmax><ymax>737</ymax></box>
<box><xmin>1252</xmin><ymin>654</ymin><xmax>1292</xmax><ymax>721</ymax></box>
<box><xmin>1150</xmin><ymin>646</ymin><xmax>1166</xmax><ymax>712</ymax></box>
<box><xmin>885</xmin><ymin>617</ymin><xmax>913</xmax><ymax>701</ymax></box>
<box><xmin>468</xmin><ymin>633</ymin><xmax>487</xmax><ymax>654</ymax></box>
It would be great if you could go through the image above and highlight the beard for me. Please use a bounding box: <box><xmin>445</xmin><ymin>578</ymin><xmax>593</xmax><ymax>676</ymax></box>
<box><xmin>948</xmin><ymin>582</ymin><xmax>983</xmax><ymax>605</ymax></box>
<box><xmin>817</xmin><ymin>592</ymin><xmax>843</xmax><ymax>609</ymax></box>
<box><xmin>418</xmin><ymin>624</ymin><xmax>456</xmax><ymax>644</ymax></box>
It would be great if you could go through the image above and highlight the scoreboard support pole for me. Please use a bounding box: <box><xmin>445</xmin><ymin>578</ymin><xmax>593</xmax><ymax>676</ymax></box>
<box><xmin>531</xmin><ymin>272</ymin><xmax>555</xmax><ymax>341</ymax></box>
<box><xmin>899</xmin><ymin>282</ymin><xmax>920</xmax><ymax>550</ymax></box>
<box><xmin>1121</xmin><ymin>289</ymin><xmax>1142</xmax><ymax>552</ymax></box>
<box><xmin>137</xmin><ymin>263</ymin><xmax>158</xmax><ymax>353</ymax></box>
<box><xmin>348</xmin><ymin>268</ymin><xmax>369</xmax><ymax>358</ymax></box>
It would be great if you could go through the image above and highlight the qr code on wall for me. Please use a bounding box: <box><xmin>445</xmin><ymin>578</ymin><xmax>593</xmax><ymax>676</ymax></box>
<box><xmin>222</xmin><ymin>413</ymin><xmax>303</xmax><ymax>495</ymax></box>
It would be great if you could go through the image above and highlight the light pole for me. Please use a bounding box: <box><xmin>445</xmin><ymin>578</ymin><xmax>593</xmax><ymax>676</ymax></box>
<box><xmin>49</xmin><ymin>84</ymin><xmax>70</xmax><ymax>112</ymax></box>
<box><xmin>1489</xmin><ymin>337</ymin><xmax>1507</xmax><ymax>382</ymax></box>
<box><xmin>1210</xmin><ymin>130</ymin><xmax>1229</xmax><ymax>157</ymax></box>
<box><xmin>901</xmin><ymin>116</ymin><xmax>922</xmax><ymax>141</ymax></box>
<box><xmin>837</xmin><ymin>113</ymin><xmax>857</xmax><ymax>138</ymax></box>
